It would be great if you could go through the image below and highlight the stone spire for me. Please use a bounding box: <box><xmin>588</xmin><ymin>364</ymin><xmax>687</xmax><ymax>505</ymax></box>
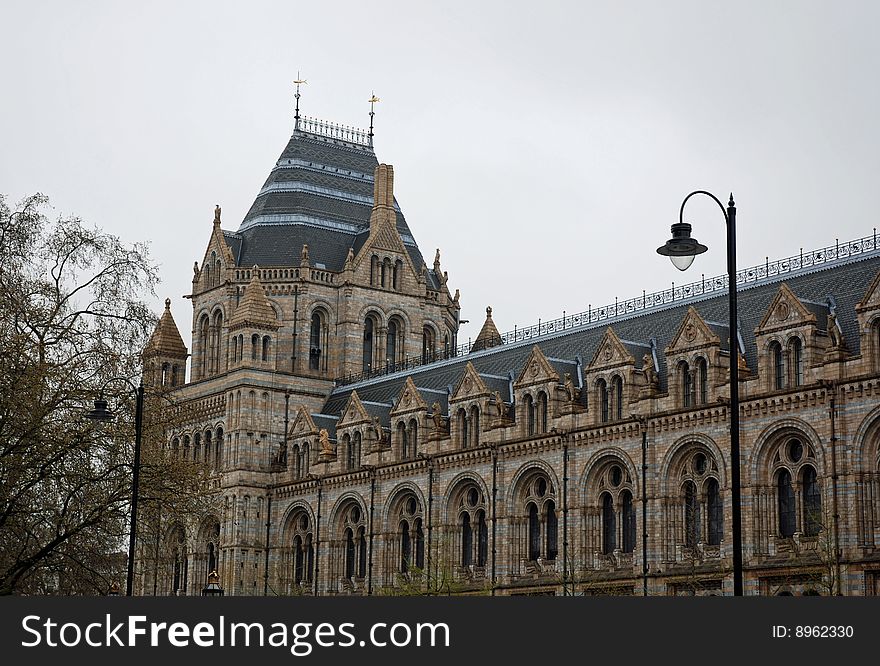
<box><xmin>471</xmin><ymin>306</ymin><xmax>503</xmax><ymax>352</ymax></box>
<box><xmin>145</xmin><ymin>298</ymin><xmax>188</xmax><ymax>358</ymax></box>
<box><xmin>369</xmin><ymin>164</ymin><xmax>396</xmax><ymax>232</ymax></box>
<box><xmin>229</xmin><ymin>267</ymin><xmax>279</xmax><ymax>330</ymax></box>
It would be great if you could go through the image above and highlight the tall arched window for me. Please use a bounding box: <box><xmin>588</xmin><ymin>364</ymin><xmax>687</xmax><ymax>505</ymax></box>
<box><xmin>611</xmin><ymin>375</ymin><xmax>623</xmax><ymax>420</ymax></box>
<box><xmin>524</xmin><ymin>394</ymin><xmax>535</xmax><ymax>436</ymax></box>
<box><xmin>520</xmin><ymin>473</ymin><xmax>557</xmax><ymax>565</ymax></box>
<box><xmin>199</xmin><ymin>314</ymin><xmax>210</xmax><ymax>378</ymax></box>
<box><xmin>289</xmin><ymin>512</ymin><xmax>314</xmax><ymax>587</ymax></box>
<box><xmin>707</xmin><ymin>478</ymin><xmax>722</xmax><ymax>545</ymax></box>
<box><xmin>231</xmin><ymin>336</ymin><xmax>239</xmax><ymax>365</ymax></box>
<box><xmin>802</xmin><ymin>465</ymin><xmax>821</xmax><ymax>536</ymax></box>
<box><xmin>370</xmin><ymin>256</ymin><xmax>379</xmax><ymax>286</ymax></box>
<box><xmin>337</xmin><ymin>503</ymin><xmax>366</xmax><ymax>587</ymax></box>
<box><xmin>422</xmin><ymin>326</ymin><xmax>436</xmax><ymax>363</ymax></box>
<box><xmin>680</xmin><ymin>360</ymin><xmax>692</xmax><ymax>407</ymax></box>
<box><xmin>382</xmin><ymin>258</ymin><xmax>391</xmax><ymax>288</ymax></box>
<box><xmin>622</xmin><ymin>491</ymin><xmax>635</xmax><ymax>554</ymax></box>
<box><xmin>309</xmin><ymin>310</ymin><xmax>325</xmax><ymax>371</ymax></box>
<box><xmin>386</xmin><ymin>319</ymin><xmax>398</xmax><ymax>369</ymax></box>
<box><xmin>602</xmin><ymin>493</ymin><xmax>616</xmax><ymax>555</ymax></box>
<box><xmin>363</xmin><ymin>316</ymin><xmax>376</xmax><ymax>373</ymax></box>
<box><xmin>262</xmin><ymin>335</ymin><xmax>270</xmax><ymax>362</ymax></box>
<box><xmin>393</xmin><ymin>259</ymin><xmax>402</xmax><ymax>290</ymax></box>
<box><xmin>528</xmin><ymin>503</ymin><xmax>540</xmax><ymax>561</ymax></box>
<box><xmin>352</xmin><ymin>432</ymin><xmax>361</xmax><ymax>471</ymax></box>
<box><xmin>457</xmin><ymin>409</ymin><xmax>468</xmax><ymax>449</ymax></box>
<box><xmin>215</xmin><ymin>427</ymin><xmax>224</xmax><ymax>470</ymax></box>
<box><xmin>469</xmin><ymin>405</ymin><xmax>480</xmax><ymax>448</ymax></box>
<box><xmin>461</xmin><ymin>513</ymin><xmax>472</xmax><ymax>567</ymax></box>
<box><xmin>251</xmin><ymin>334</ymin><xmax>259</xmax><ymax>361</ymax></box>
<box><xmin>237</xmin><ymin>334</ymin><xmax>243</xmax><ymax>361</ymax></box>
<box><xmin>537</xmin><ymin>392</ymin><xmax>548</xmax><ymax>434</ymax></box>
<box><xmin>211</xmin><ymin>311</ymin><xmax>224</xmax><ymax>373</ymax></box>
<box><xmin>778</xmin><ymin>469</ymin><xmax>796</xmax><ymax>537</ymax></box>
<box><xmin>397</xmin><ymin>495</ymin><xmax>424</xmax><ymax>573</ymax></box>
<box><xmin>210</xmin><ymin>251</ymin><xmax>217</xmax><ymax>287</ymax></box>
<box><xmin>397</xmin><ymin>422</ymin><xmax>407</xmax><ymax>459</ymax></box>
<box><xmin>407</xmin><ymin>419</ymin><xmax>418</xmax><ymax>459</ymax></box>
<box><xmin>452</xmin><ymin>484</ymin><xmax>487</xmax><ymax>571</ymax></box>
<box><xmin>545</xmin><ymin>500</ymin><xmax>558</xmax><ymax>561</ymax></box>
<box><xmin>696</xmin><ymin>357</ymin><xmax>708</xmax><ymax>404</ymax></box>
<box><xmin>789</xmin><ymin>338</ymin><xmax>803</xmax><ymax>387</ymax></box>
<box><xmin>597</xmin><ymin>379</ymin><xmax>609</xmax><ymax>423</ymax></box>
<box><xmin>684</xmin><ymin>481</ymin><xmax>700</xmax><ymax>548</ymax></box>
<box><xmin>771</xmin><ymin>341</ymin><xmax>785</xmax><ymax>390</ymax></box>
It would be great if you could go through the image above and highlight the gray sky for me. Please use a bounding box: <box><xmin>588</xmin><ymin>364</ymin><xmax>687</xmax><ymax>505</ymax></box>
<box><xmin>2</xmin><ymin>0</ymin><xmax>879</xmax><ymax>345</ymax></box>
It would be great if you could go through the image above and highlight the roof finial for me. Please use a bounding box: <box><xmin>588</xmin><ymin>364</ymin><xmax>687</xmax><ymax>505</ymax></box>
<box><xmin>368</xmin><ymin>92</ymin><xmax>380</xmax><ymax>147</ymax></box>
<box><xmin>164</xmin><ymin>298</ymin><xmax>171</xmax><ymax>310</ymax></box>
<box><xmin>293</xmin><ymin>72</ymin><xmax>307</xmax><ymax>131</ymax></box>
<box><xmin>214</xmin><ymin>204</ymin><xmax>221</xmax><ymax>225</ymax></box>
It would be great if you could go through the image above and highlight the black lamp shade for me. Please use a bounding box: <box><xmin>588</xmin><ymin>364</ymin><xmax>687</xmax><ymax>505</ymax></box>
<box><xmin>86</xmin><ymin>398</ymin><xmax>114</xmax><ymax>422</ymax></box>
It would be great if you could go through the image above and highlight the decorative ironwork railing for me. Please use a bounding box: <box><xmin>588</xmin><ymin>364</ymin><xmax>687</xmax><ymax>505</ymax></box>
<box><xmin>334</xmin><ymin>231</ymin><xmax>879</xmax><ymax>387</ymax></box>
<box><xmin>298</xmin><ymin>115</ymin><xmax>371</xmax><ymax>146</ymax></box>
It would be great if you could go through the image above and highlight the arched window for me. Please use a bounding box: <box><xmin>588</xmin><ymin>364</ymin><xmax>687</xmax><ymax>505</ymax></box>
<box><xmin>363</xmin><ymin>316</ymin><xmax>376</xmax><ymax>373</ymax></box>
<box><xmin>393</xmin><ymin>259</ymin><xmax>402</xmax><ymax>290</ymax></box>
<box><xmin>386</xmin><ymin>318</ymin><xmax>402</xmax><ymax>368</ymax></box>
<box><xmin>352</xmin><ymin>432</ymin><xmax>361</xmax><ymax>471</ymax></box>
<box><xmin>802</xmin><ymin>465</ymin><xmax>821</xmax><ymax>536</ymax></box>
<box><xmin>778</xmin><ymin>469</ymin><xmax>796</xmax><ymax>538</ymax></box>
<box><xmin>422</xmin><ymin>326</ymin><xmax>436</xmax><ymax>363</ymax></box>
<box><xmin>289</xmin><ymin>512</ymin><xmax>314</xmax><ymax>587</ymax></box>
<box><xmin>545</xmin><ymin>500</ymin><xmax>558</xmax><ymax>561</ymax></box>
<box><xmin>457</xmin><ymin>409</ymin><xmax>468</xmax><ymax>449</ymax></box>
<box><xmin>602</xmin><ymin>493</ymin><xmax>616</xmax><ymax>555</ymax></box>
<box><xmin>680</xmin><ymin>360</ymin><xmax>692</xmax><ymax>407</ymax></box>
<box><xmin>231</xmin><ymin>336</ymin><xmax>239</xmax><ymax>365</ymax></box>
<box><xmin>215</xmin><ymin>427</ymin><xmax>223</xmax><ymax>470</ymax></box>
<box><xmin>382</xmin><ymin>258</ymin><xmax>391</xmax><ymax>288</ymax></box>
<box><xmin>251</xmin><ymin>334</ymin><xmax>259</xmax><ymax>361</ymax></box>
<box><xmin>622</xmin><ymin>491</ymin><xmax>635</xmax><ymax>554</ymax></box>
<box><xmin>262</xmin><ymin>335</ymin><xmax>270</xmax><ymax>362</ymax></box>
<box><xmin>300</xmin><ymin>444</ymin><xmax>310</xmax><ymax>478</ymax></box>
<box><xmin>341</xmin><ymin>434</ymin><xmax>351</xmax><ymax>471</ymax></box>
<box><xmin>524</xmin><ymin>394</ymin><xmax>535</xmax><ymax>436</ymax></box>
<box><xmin>370</xmin><ymin>256</ymin><xmax>379</xmax><ymax>286</ymax></box>
<box><xmin>528</xmin><ymin>503</ymin><xmax>540</xmax><ymax>561</ymax></box>
<box><xmin>237</xmin><ymin>334</ymin><xmax>243</xmax><ymax>361</ymax></box>
<box><xmin>771</xmin><ymin>341</ymin><xmax>785</xmax><ymax>390</ymax></box>
<box><xmin>309</xmin><ymin>311</ymin><xmax>324</xmax><ymax>371</ymax></box>
<box><xmin>211</xmin><ymin>311</ymin><xmax>223</xmax><ymax>373</ymax></box>
<box><xmin>407</xmin><ymin>418</ymin><xmax>418</xmax><ymax>459</ymax></box>
<box><xmin>537</xmin><ymin>392</ymin><xmax>548</xmax><ymax>434</ymax></box>
<box><xmin>397</xmin><ymin>495</ymin><xmax>424</xmax><ymax>573</ymax></box>
<box><xmin>461</xmin><ymin>513</ymin><xmax>472</xmax><ymax>567</ymax></box>
<box><xmin>210</xmin><ymin>251</ymin><xmax>217</xmax><ymax>287</ymax></box>
<box><xmin>198</xmin><ymin>314</ymin><xmax>210</xmax><ymax>378</ymax></box>
<box><xmin>707</xmin><ymin>478</ymin><xmax>722</xmax><ymax>545</ymax></box>
<box><xmin>789</xmin><ymin>338</ymin><xmax>803</xmax><ymax>387</ymax></box>
<box><xmin>684</xmin><ymin>481</ymin><xmax>700</xmax><ymax>548</ymax></box>
<box><xmin>337</xmin><ymin>503</ymin><xmax>366</xmax><ymax>586</ymax></box>
<box><xmin>476</xmin><ymin>510</ymin><xmax>488</xmax><ymax>567</ymax></box>
<box><xmin>696</xmin><ymin>357</ymin><xmax>708</xmax><ymax>404</ymax></box>
<box><xmin>597</xmin><ymin>379</ymin><xmax>609</xmax><ymax>423</ymax></box>
<box><xmin>611</xmin><ymin>375</ymin><xmax>623</xmax><ymax>420</ymax></box>
<box><xmin>469</xmin><ymin>405</ymin><xmax>480</xmax><ymax>448</ymax></box>
<box><xmin>397</xmin><ymin>422</ymin><xmax>407</xmax><ymax>459</ymax></box>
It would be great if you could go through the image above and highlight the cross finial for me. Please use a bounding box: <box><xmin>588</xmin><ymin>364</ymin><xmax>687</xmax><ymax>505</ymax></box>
<box><xmin>294</xmin><ymin>72</ymin><xmax>307</xmax><ymax>130</ymax></box>
<box><xmin>368</xmin><ymin>92</ymin><xmax>380</xmax><ymax>146</ymax></box>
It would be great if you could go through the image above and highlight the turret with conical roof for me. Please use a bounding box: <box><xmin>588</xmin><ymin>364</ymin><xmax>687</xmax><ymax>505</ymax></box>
<box><xmin>143</xmin><ymin>298</ymin><xmax>189</xmax><ymax>388</ymax></box>
<box><xmin>472</xmin><ymin>306</ymin><xmax>503</xmax><ymax>352</ymax></box>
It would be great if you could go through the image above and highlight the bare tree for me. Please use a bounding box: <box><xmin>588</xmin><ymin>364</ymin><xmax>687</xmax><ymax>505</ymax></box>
<box><xmin>0</xmin><ymin>192</ymin><xmax>184</xmax><ymax>594</ymax></box>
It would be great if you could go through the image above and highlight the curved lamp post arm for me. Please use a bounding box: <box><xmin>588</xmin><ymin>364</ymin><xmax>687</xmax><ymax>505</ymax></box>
<box><xmin>679</xmin><ymin>190</ymin><xmax>732</xmax><ymax>226</ymax></box>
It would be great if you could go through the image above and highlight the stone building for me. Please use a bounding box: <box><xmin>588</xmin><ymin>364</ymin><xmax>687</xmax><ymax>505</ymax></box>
<box><xmin>141</xmin><ymin>106</ymin><xmax>880</xmax><ymax>596</ymax></box>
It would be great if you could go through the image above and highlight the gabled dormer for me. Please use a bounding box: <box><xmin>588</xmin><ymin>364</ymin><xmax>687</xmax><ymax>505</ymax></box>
<box><xmin>585</xmin><ymin>327</ymin><xmax>641</xmax><ymax>424</ymax></box>
<box><xmin>449</xmin><ymin>361</ymin><xmax>491</xmax><ymax>450</ymax></box>
<box><xmin>664</xmin><ymin>306</ymin><xmax>725</xmax><ymax>408</ymax></box>
<box><xmin>227</xmin><ymin>267</ymin><xmax>280</xmax><ymax>371</ymax></box>
<box><xmin>754</xmin><ymin>282</ymin><xmax>826</xmax><ymax>391</ymax></box>
<box><xmin>856</xmin><ymin>268</ymin><xmax>880</xmax><ymax>372</ymax></box>
<box><xmin>337</xmin><ymin>390</ymin><xmax>386</xmax><ymax>457</ymax></box>
<box><xmin>351</xmin><ymin>164</ymin><xmax>421</xmax><ymax>296</ymax></box>
<box><xmin>389</xmin><ymin>377</ymin><xmax>429</xmax><ymax>461</ymax></box>
<box><xmin>514</xmin><ymin>346</ymin><xmax>559</xmax><ymax>436</ymax></box>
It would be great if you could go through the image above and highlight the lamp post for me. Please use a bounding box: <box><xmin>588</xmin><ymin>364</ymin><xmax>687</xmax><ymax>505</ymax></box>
<box><xmin>86</xmin><ymin>379</ymin><xmax>145</xmax><ymax>597</ymax></box>
<box><xmin>657</xmin><ymin>191</ymin><xmax>743</xmax><ymax>596</ymax></box>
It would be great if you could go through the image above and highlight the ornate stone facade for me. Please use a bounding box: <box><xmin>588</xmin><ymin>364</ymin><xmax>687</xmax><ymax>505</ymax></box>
<box><xmin>140</xmin><ymin>112</ymin><xmax>880</xmax><ymax>596</ymax></box>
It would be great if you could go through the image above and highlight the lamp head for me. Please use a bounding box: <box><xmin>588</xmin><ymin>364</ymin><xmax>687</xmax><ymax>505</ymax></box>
<box><xmin>86</xmin><ymin>397</ymin><xmax>114</xmax><ymax>422</ymax></box>
<box><xmin>656</xmin><ymin>222</ymin><xmax>708</xmax><ymax>271</ymax></box>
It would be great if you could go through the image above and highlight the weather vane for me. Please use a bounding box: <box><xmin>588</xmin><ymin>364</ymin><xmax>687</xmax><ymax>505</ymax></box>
<box><xmin>368</xmin><ymin>92</ymin><xmax>380</xmax><ymax>146</ymax></box>
<box><xmin>294</xmin><ymin>72</ymin><xmax>307</xmax><ymax>129</ymax></box>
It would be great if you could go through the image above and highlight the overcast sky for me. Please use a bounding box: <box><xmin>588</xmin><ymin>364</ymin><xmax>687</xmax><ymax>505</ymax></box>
<box><xmin>2</xmin><ymin>0</ymin><xmax>879</xmax><ymax>345</ymax></box>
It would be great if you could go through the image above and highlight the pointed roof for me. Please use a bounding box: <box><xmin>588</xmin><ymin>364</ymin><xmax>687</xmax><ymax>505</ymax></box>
<box><xmin>472</xmin><ymin>306</ymin><xmax>503</xmax><ymax>352</ymax></box>
<box><xmin>229</xmin><ymin>268</ymin><xmax>278</xmax><ymax>330</ymax></box>
<box><xmin>145</xmin><ymin>299</ymin><xmax>188</xmax><ymax>359</ymax></box>
<box><xmin>226</xmin><ymin>120</ymin><xmax>438</xmax><ymax>287</ymax></box>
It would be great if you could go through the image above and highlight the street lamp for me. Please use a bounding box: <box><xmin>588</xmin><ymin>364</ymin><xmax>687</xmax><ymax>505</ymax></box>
<box><xmin>86</xmin><ymin>379</ymin><xmax>145</xmax><ymax>597</ymax></box>
<box><xmin>657</xmin><ymin>191</ymin><xmax>744</xmax><ymax>596</ymax></box>
<box><xmin>202</xmin><ymin>570</ymin><xmax>224</xmax><ymax>596</ymax></box>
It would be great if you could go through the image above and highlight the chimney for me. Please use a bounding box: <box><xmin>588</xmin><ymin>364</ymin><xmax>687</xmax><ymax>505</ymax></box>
<box><xmin>373</xmin><ymin>164</ymin><xmax>394</xmax><ymax>209</ymax></box>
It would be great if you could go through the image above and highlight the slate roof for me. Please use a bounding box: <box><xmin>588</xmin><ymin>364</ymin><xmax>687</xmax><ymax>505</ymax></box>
<box><xmin>226</xmin><ymin>127</ymin><xmax>438</xmax><ymax>288</ymax></box>
<box><xmin>320</xmin><ymin>253</ymin><xmax>880</xmax><ymax>422</ymax></box>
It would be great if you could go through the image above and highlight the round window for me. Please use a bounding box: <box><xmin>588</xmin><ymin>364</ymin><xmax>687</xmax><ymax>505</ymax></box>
<box><xmin>693</xmin><ymin>452</ymin><xmax>707</xmax><ymax>475</ymax></box>
<box><xmin>536</xmin><ymin>478</ymin><xmax>548</xmax><ymax>497</ymax></box>
<box><xmin>350</xmin><ymin>506</ymin><xmax>360</xmax><ymax>523</ymax></box>
<box><xmin>788</xmin><ymin>440</ymin><xmax>803</xmax><ymax>463</ymax></box>
<box><xmin>407</xmin><ymin>497</ymin><xmax>418</xmax><ymax>515</ymax></box>
<box><xmin>467</xmin><ymin>488</ymin><xmax>479</xmax><ymax>507</ymax></box>
<box><xmin>610</xmin><ymin>465</ymin><xmax>623</xmax><ymax>487</ymax></box>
